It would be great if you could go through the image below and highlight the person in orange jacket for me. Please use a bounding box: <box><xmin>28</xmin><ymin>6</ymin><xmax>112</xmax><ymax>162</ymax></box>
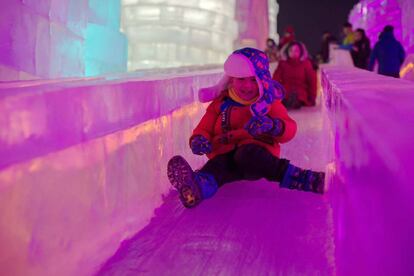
<box><xmin>167</xmin><ymin>48</ymin><xmax>325</xmax><ymax>208</ymax></box>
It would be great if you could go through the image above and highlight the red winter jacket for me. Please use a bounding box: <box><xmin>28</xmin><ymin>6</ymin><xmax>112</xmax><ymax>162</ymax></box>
<box><xmin>191</xmin><ymin>92</ymin><xmax>297</xmax><ymax>159</ymax></box>
<box><xmin>273</xmin><ymin>59</ymin><xmax>317</xmax><ymax>106</ymax></box>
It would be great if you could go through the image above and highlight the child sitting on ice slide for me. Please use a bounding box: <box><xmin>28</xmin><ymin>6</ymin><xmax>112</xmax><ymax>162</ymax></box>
<box><xmin>167</xmin><ymin>48</ymin><xmax>325</xmax><ymax>208</ymax></box>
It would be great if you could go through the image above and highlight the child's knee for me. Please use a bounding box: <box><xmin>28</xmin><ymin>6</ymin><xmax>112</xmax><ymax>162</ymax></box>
<box><xmin>234</xmin><ymin>144</ymin><xmax>264</xmax><ymax>167</ymax></box>
<box><xmin>234</xmin><ymin>144</ymin><xmax>252</xmax><ymax>162</ymax></box>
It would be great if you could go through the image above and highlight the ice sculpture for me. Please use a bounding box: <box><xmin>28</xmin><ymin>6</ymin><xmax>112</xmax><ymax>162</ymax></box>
<box><xmin>349</xmin><ymin>0</ymin><xmax>414</xmax><ymax>55</ymax></box>
<box><xmin>235</xmin><ymin>0</ymin><xmax>279</xmax><ymax>49</ymax></box>
<box><xmin>0</xmin><ymin>0</ymin><xmax>127</xmax><ymax>81</ymax></box>
<box><xmin>84</xmin><ymin>0</ymin><xmax>127</xmax><ymax>76</ymax></box>
<box><xmin>121</xmin><ymin>0</ymin><xmax>278</xmax><ymax>70</ymax></box>
<box><xmin>268</xmin><ymin>0</ymin><xmax>280</xmax><ymax>44</ymax></box>
<box><xmin>121</xmin><ymin>0</ymin><xmax>238</xmax><ymax>70</ymax></box>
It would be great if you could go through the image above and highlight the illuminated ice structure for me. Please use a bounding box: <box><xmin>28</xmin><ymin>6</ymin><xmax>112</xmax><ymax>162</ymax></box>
<box><xmin>349</xmin><ymin>0</ymin><xmax>414</xmax><ymax>55</ymax></box>
<box><xmin>235</xmin><ymin>0</ymin><xmax>279</xmax><ymax>49</ymax></box>
<box><xmin>349</xmin><ymin>0</ymin><xmax>414</xmax><ymax>80</ymax></box>
<box><xmin>0</xmin><ymin>0</ymin><xmax>279</xmax><ymax>79</ymax></box>
<box><xmin>0</xmin><ymin>0</ymin><xmax>127</xmax><ymax>81</ymax></box>
<box><xmin>121</xmin><ymin>0</ymin><xmax>238</xmax><ymax>70</ymax></box>
<box><xmin>121</xmin><ymin>0</ymin><xmax>279</xmax><ymax>70</ymax></box>
<box><xmin>268</xmin><ymin>0</ymin><xmax>279</xmax><ymax>44</ymax></box>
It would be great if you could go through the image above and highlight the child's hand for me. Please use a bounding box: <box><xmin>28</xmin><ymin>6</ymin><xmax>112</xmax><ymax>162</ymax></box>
<box><xmin>244</xmin><ymin>116</ymin><xmax>274</xmax><ymax>136</ymax></box>
<box><xmin>245</xmin><ymin>116</ymin><xmax>285</xmax><ymax>137</ymax></box>
<box><xmin>190</xmin><ymin>135</ymin><xmax>212</xmax><ymax>155</ymax></box>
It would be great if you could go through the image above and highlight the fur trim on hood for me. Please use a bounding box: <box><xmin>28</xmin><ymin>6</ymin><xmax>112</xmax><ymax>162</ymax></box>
<box><xmin>279</xmin><ymin>41</ymin><xmax>309</xmax><ymax>62</ymax></box>
<box><xmin>198</xmin><ymin>47</ymin><xmax>285</xmax><ymax>116</ymax></box>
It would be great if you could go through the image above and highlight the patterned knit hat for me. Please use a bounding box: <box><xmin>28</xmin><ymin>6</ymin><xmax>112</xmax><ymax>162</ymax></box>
<box><xmin>198</xmin><ymin>47</ymin><xmax>284</xmax><ymax>116</ymax></box>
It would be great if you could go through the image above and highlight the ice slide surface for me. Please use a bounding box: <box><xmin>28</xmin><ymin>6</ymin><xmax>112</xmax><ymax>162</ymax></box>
<box><xmin>96</xmin><ymin>105</ymin><xmax>336</xmax><ymax>276</ymax></box>
<box><xmin>97</xmin><ymin>66</ymin><xmax>414</xmax><ymax>276</ymax></box>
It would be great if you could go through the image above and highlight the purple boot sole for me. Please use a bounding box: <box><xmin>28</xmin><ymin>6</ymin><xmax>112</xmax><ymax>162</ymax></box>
<box><xmin>167</xmin><ymin>156</ymin><xmax>202</xmax><ymax>208</ymax></box>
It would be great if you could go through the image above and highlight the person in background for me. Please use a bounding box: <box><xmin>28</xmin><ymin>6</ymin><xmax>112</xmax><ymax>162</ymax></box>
<box><xmin>351</xmin><ymin>28</ymin><xmax>371</xmax><ymax>69</ymax></box>
<box><xmin>308</xmin><ymin>54</ymin><xmax>319</xmax><ymax>71</ymax></box>
<box><xmin>340</xmin><ymin>22</ymin><xmax>355</xmax><ymax>50</ymax></box>
<box><xmin>278</xmin><ymin>26</ymin><xmax>296</xmax><ymax>50</ymax></box>
<box><xmin>264</xmin><ymin>38</ymin><xmax>279</xmax><ymax>63</ymax></box>
<box><xmin>368</xmin><ymin>25</ymin><xmax>405</xmax><ymax>78</ymax></box>
<box><xmin>319</xmin><ymin>31</ymin><xmax>338</xmax><ymax>63</ymax></box>
<box><xmin>273</xmin><ymin>41</ymin><xmax>317</xmax><ymax>109</ymax></box>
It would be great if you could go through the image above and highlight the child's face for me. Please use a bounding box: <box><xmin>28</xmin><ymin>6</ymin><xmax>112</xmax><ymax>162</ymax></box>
<box><xmin>288</xmin><ymin>45</ymin><xmax>301</xmax><ymax>59</ymax></box>
<box><xmin>231</xmin><ymin>76</ymin><xmax>259</xmax><ymax>101</ymax></box>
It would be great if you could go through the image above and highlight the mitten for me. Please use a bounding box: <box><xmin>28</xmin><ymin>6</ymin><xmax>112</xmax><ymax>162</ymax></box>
<box><xmin>190</xmin><ymin>135</ymin><xmax>212</xmax><ymax>155</ymax></box>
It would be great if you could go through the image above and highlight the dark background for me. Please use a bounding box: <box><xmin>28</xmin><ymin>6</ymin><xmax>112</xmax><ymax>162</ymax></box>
<box><xmin>276</xmin><ymin>0</ymin><xmax>360</xmax><ymax>56</ymax></box>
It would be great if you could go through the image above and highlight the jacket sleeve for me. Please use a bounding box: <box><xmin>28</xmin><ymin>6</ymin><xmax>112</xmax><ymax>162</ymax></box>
<box><xmin>191</xmin><ymin>100</ymin><xmax>220</xmax><ymax>142</ymax></box>
<box><xmin>368</xmin><ymin>44</ymin><xmax>378</xmax><ymax>71</ymax></box>
<box><xmin>305</xmin><ymin>60</ymin><xmax>317</xmax><ymax>105</ymax></box>
<box><xmin>267</xmin><ymin>100</ymin><xmax>297</xmax><ymax>143</ymax></box>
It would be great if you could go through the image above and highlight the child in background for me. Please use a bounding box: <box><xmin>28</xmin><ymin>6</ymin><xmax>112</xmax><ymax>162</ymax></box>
<box><xmin>340</xmin><ymin>22</ymin><xmax>355</xmax><ymax>50</ymax></box>
<box><xmin>273</xmin><ymin>41</ymin><xmax>317</xmax><ymax>109</ymax></box>
<box><xmin>167</xmin><ymin>48</ymin><xmax>325</xmax><ymax>208</ymax></box>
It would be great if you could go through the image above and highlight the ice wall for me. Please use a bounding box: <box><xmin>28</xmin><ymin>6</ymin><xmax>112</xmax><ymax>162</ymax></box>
<box><xmin>349</xmin><ymin>0</ymin><xmax>414</xmax><ymax>55</ymax></box>
<box><xmin>322</xmin><ymin>66</ymin><xmax>414</xmax><ymax>275</ymax></box>
<box><xmin>121</xmin><ymin>0</ymin><xmax>238</xmax><ymax>70</ymax></box>
<box><xmin>0</xmin><ymin>0</ymin><xmax>127</xmax><ymax>81</ymax></box>
<box><xmin>0</xmin><ymin>69</ymin><xmax>221</xmax><ymax>276</ymax></box>
<box><xmin>234</xmin><ymin>0</ymin><xmax>277</xmax><ymax>49</ymax></box>
<box><xmin>329</xmin><ymin>47</ymin><xmax>354</xmax><ymax>67</ymax></box>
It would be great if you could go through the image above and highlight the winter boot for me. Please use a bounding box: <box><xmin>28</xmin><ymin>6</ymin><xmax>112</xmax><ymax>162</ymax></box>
<box><xmin>280</xmin><ymin>164</ymin><xmax>325</xmax><ymax>194</ymax></box>
<box><xmin>167</xmin><ymin>155</ymin><xmax>218</xmax><ymax>208</ymax></box>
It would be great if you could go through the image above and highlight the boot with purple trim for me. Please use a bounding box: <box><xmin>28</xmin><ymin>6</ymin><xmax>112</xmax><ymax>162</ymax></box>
<box><xmin>167</xmin><ymin>155</ymin><xmax>218</xmax><ymax>208</ymax></box>
<box><xmin>280</xmin><ymin>164</ymin><xmax>325</xmax><ymax>194</ymax></box>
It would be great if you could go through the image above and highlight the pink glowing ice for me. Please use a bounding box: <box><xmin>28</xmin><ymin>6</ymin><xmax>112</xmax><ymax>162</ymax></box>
<box><xmin>0</xmin><ymin>0</ymin><xmax>127</xmax><ymax>81</ymax></box>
